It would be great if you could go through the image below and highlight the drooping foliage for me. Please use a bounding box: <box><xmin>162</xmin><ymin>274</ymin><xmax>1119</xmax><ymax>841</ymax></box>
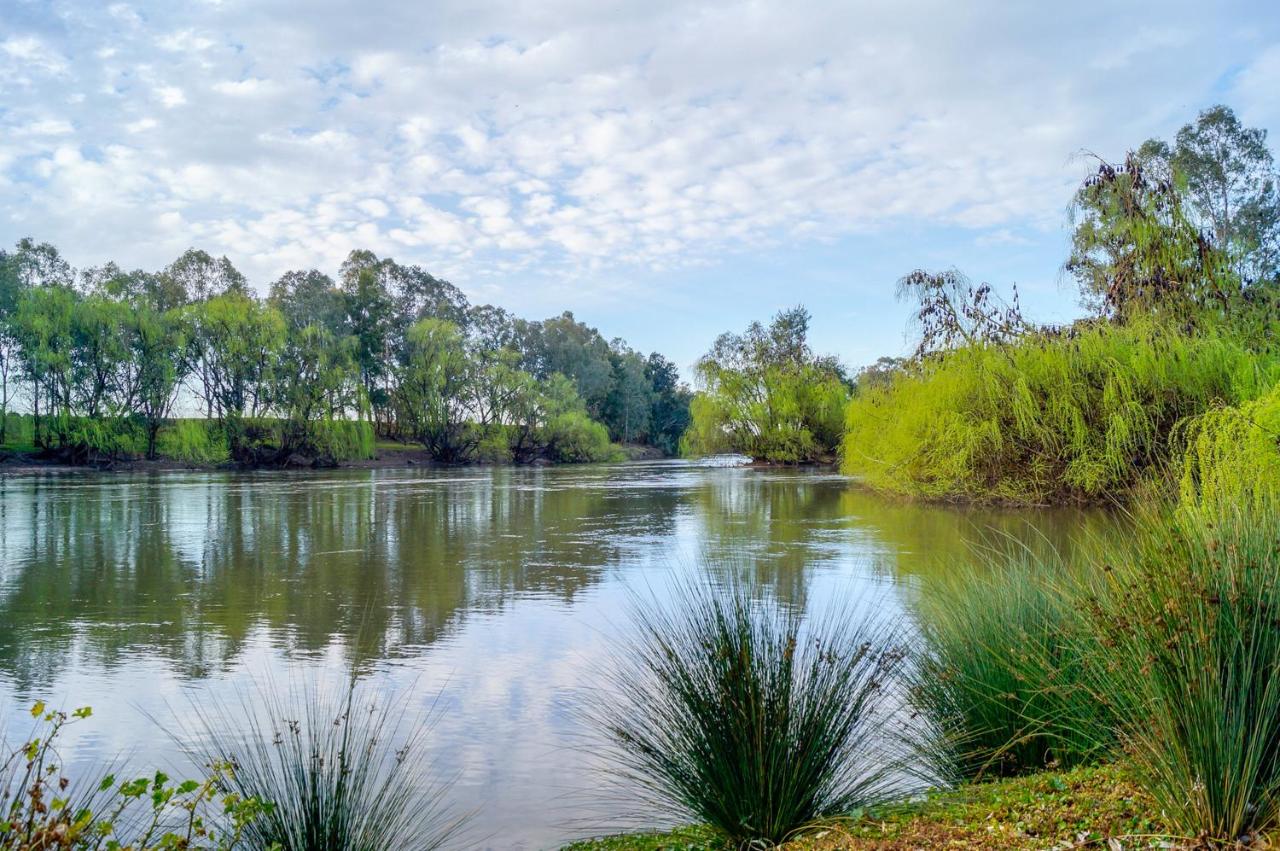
<box><xmin>683</xmin><ymin>307</ymin><xmax>850</xmax><ymax>463</ymax></box>
<box><xmin>843</xmin><ymin>322</ymin><xmax>1273</xmax><ymax>503</ymax></box>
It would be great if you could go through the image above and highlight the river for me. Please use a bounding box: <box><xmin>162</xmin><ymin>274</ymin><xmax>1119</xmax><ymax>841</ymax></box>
<box><xmin>0</xmin><ymin>461</ymin><xmax>1109</xmax><ymax>849</ymax></box>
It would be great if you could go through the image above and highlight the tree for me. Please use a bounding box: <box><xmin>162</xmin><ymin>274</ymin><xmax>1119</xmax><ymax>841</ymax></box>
<box><xmin>1067</xmin><ymin>152</ymin><xmax>1235</xmax><ymax>322</ymax></box>
<box><xmin>1154</xmin><ymin>105</ymin><xmax>1280</xmax><ymax>283</ymax></box>
<box><xmin>0</xmin><ymin>250</ymin><xmax>27</xmax><ymax>444</ymax></box>
<box><xmin>164</xmin><ymin>249</ymin><xmax>248</xmax><ymax>302</ymax></box>
<box><xmin>340</xmin><ymin>257</ymin><xmax>396</xmax><ymax>428</ymax></box>
<box><xmin>274</xmin><ymin>323</ymin><xmax>361</xmax><ymax>459</ymax></box>
<box><xmin>604</xmin><ymin>342</ymin><xmax>652</xmax><ymax>443</ymax></box>
<box><xmin>13</xmin><ymin>285</ymin><xmax>77</xmax><ymax>448</ymax></box>
<box><xmin>645</xmin><ymin>353</ymin><xmax>692</xmax><ymax>456</ymax></box>
<box><xmin>189</xmin><ymin>293</ymin><xmax>286</xmax><ymax>458</ymax></box>
<box><xmin>896</xmin><ymin>269</ymin><xmax>1028</xmax><ymax>358</ymax></box>
<box><xmin>269</xmin><ymin>270</ymin><xmax>346</xmax><ymax>334</ymax></box>
<box><xmin>685</xmin><ymin>307</ymin><xmax>850</xmax><ymax>463</ymax></box>
<box><xmin>131</xmin><ymin>307</ymin><xmax>186</xmax><ymax>459</ymax></box>
<box><xmin>394</xmin><ymin>318</ymin><xmax>473</xmax><ymax>461</ymax></box>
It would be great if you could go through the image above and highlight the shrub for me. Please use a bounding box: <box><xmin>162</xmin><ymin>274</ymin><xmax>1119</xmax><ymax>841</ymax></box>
<box><xmin>1</xmin><ymin>702</ymin><xmax>269</xmax><ymax>850</ymax></box>
<box><xmin>909</xmin><ymin>542</ymin><xmax>1111</xmax><ymax>781</ymax></box>
<box><xmin>0</xmin><ymin>413</ymin><xmax>34</xmax><ymax>451</ymax></box>
<box><xmin>298</xmin><ymin>419</ymin><xmax>375</xmax><ymax>463</ymax></box>
<box><xmin>842</xmin><ymin>323</ymin><xmax>1274</xmax><ymax>504</ymax></box>
<box><xmin>544</xmin><ymin>412</ymin><xmax>620</xmax><ymax>463</ymax></box>
<box><xmin>191</xmin><ymin>678</ymin><xmax>464</xmax><ymax>851</ymax></box>
<box><xmin>157</xmin><ymin>419</ymin><xmax>230</xmax><ymax>465</ymax></box>
<box><xmin>592</xmin><ymin>583</ymin><xmax>907</xmax><ymax>845</ymax></box>
<box><xmin>1083</xmin><ymin>503</ymin><xmax>1280</xmax><ymax>843</ymax></box>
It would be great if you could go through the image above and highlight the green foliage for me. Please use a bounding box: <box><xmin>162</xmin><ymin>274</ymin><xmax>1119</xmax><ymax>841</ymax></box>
<box><xmin>157</xmin><ymin>419</ymin><xmax>230</xmax><ymax>465</ymax></box>
<box><xmin>544</xmin><ymin>411</ymin><xmax>621</xmax><ymax>463</ymax></box>
<box><xmin>0</xmin><ymin>413</ymin><xmax>34</xmax><ymax>451</ymax></box>
<box><xmin>1176</xmin><ymin>382</ymin><xmax>1280</xmax><ymax>512</ymax></box>
<box><xmin>909</xmin><ymin>543</ymin><xmax>1111</xmax><ymax>781</ymax></box>
<box><xmin>684</xmin><ymin>308</ymin><xmax>850</xmax><ymax>463</ymax></box>
<box><xmin>1082</xmin><ymin>503</ymin><xmax>1280</xmax><ymax>842</ymax></box>
<box><xmin>1</xmin><ymin>702</ymin><xmax>271</xmax><ymax>850</ymax></box>
<box><xmin>842</xmin><ymin>323</ymin><xmax>1274</xmax><ymax>503</ymax></box>
<box><xmin>192</xmin><ymin>679</ymin><xmax>464</xmax><ymax>851</ymax></box>
<box><xmin>592</xmin><ymin>583</ymin><xmax>906</xmax><ymax>846</ymax></box>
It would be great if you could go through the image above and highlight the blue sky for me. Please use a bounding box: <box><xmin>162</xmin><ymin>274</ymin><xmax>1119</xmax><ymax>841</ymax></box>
<box><xmin>2</xmin><ymin>0</ymin><xmax>1280</xmax><ymax>375</ymax></box>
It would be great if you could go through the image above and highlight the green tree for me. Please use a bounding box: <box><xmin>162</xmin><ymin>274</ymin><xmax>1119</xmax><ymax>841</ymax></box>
<box><xmin>189</xmin><ymin>293</ymin><xmax>286</xmax><ymax>458</ymax></box>
<box><xmin>684</xmin><ymin>307</ymin><xmax>850</xmax><ymax>463</ymax></box>
<box><xmin>274</xmin><ymin>323</ymin><xmax>361</xmax><ymax>458</ymax></box>
<box><xmin>13</xmin><ymin>284</ymin><xmax>77</xmax><ymax>448</ymax></box>
<box><xmin>269</xmin><ymin>269</ymin><xmax>347</xmax><ymax>334</ymax></box>
<box><xmin>1144</xmin><ymin>105</ymin><xmax>1280</xmax><ymax>282</ymax></box>
<box><xmin>645</xmin><ymin>352</ymin><xmax>692</xmax><ymax>455</ymax></box>
<box><xmin>394</xmin><ymin>318</ymin><xmax>473</xmax><ymax>461</ymax></box>
<box><xmin>605</xmin><ymin>341</ymin><xmax>652</xmax><ymax>443</ymax></box>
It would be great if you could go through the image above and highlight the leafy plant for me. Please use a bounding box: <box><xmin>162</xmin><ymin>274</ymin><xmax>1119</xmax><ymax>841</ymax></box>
<box><xmin>592</xmin><ymin>583</ymin><xmax>907</xmax><ymax>846</ymax></box>
<box><xmin>1</xmin><ymin>702</ymin><xmax>271</xmax><ymax>850</ymax></box>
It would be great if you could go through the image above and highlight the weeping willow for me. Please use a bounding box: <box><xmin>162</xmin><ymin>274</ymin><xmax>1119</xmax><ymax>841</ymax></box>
<box><xmin>1178</xmin><ymin>383</ymin><xmax>1280</xmax><ymax>511</ymax></box>
<box><xmin>842</xmin><ymin>323</ymin><xmax>1276</xmax><ymax>504</ymax></box>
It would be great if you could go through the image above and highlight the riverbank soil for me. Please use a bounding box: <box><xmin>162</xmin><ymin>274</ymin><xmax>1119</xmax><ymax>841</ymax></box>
<box><xmin>563</xmin><ymin>764</ymin><xmax>1185</xmax><ymax>850</ymax></box>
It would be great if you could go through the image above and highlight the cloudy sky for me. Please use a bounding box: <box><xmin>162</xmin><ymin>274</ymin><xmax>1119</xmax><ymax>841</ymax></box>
<box><xmin>2</xmin><ymin>0</ymin><xmax>1279</xmax><ymax>372</ymax></box>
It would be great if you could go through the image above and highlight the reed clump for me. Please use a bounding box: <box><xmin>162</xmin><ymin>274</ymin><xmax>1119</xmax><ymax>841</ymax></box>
<box><xmin>593</xmin><ymin>583</ymin><xmax>907</xmax><ymax>846</ymax></box>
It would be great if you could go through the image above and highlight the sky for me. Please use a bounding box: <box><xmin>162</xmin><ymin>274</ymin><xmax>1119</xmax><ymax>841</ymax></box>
<box><xmin>2</xmin><ymin>0</ymin><xmax>1280</xmax><ymax>375</ymax></box>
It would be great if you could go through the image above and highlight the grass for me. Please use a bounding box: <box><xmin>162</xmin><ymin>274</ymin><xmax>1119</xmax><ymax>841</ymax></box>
<box><xmin>590</xmin><ymin>582</ymin><xmax>908</xmax><ymax>846</ymax></box>
<box><xmin>842</xmin><ymin>322</ymin><xmax>1277</xmax><ymax>504</ymax></box>
<box><xmin>908</xmin><ymin>540</ymin><xmax>1111</xmax><ymax>781</ymax></box>
<box><xmin>187</xmin><ymin>676</ymin><xmax>465</xmax><ymax>851</ymax></box>
<box><xmin>563</xmin><ymin>764</ymin><xmax>1167</xmax><ymax>850</ymax></box>
<box><xmin>1081</xmin><ymin>501</ymin><xmax>1280</xmax><ymax>843</ymax></box>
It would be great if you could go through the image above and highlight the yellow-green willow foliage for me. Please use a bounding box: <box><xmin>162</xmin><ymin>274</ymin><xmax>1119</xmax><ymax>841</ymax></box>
<box><xmin>842</xmin><ymin>323</ymin><xmax>1275</xmax><ymax>504</ymax></box>
<box><xmin>1178</xmin><ymin>383</ymin><xmax>1280</xmax><ymax>511</ymax></box>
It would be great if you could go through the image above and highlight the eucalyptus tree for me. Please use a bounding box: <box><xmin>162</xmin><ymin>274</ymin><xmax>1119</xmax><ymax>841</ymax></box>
<box><xmin>645</xmin><ymin>353</ymin><xmax>692</xmax><ymax>456</ymax></box>
<box><xmin>394</xmin><ymin>318</ymin><xmax>473</xmax><ymax>460</ymax></box>
<box><xmin>131</xmin><ymin>306</ymin><xmax>186</xmax><ymax>459</ymax></box>
<box><xmin>274</xmin><ymin>323</ymin><xmax>362</xmax><ymax>455</ymax></box>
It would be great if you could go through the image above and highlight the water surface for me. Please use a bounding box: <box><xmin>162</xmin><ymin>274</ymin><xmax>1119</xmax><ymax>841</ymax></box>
<box><xmin>0</xmin><ymin>462</ymin><xmax>1108</xmax><ymax>848</ymax></box>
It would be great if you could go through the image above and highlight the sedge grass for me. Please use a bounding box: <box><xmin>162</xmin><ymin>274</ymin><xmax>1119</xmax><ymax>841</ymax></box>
<box><xmin>590</xmin><ymin>582</ymin><xmax>908</xmax><ymax>846</ymax></box>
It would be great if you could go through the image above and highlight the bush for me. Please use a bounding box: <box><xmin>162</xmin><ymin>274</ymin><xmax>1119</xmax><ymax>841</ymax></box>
<box><xmin>544</xmin><ymin>412</ymin><xmax>620</xmax><ymax>463</ymax></box>
<box><xmin>909</xmin><ymin>542</ymin><xmax>1111</xmax><ymax>781</ymax></box>
<box><xmin>842</xmin><ymin>323</ymin><xmax>1274</xmax><ymax>504</ymax></box>
<box><xmin>297</xmin><ymin>419</ymin><xmax>375</xmax><ymax>463</ymax></box>
<box><xmin>1</xmin><ymin>702</ymin><xmax>269</xmax><ymax>849</ymax></box>
<box><xmin>0</xmin><ymin>413</ymin><xmax>34</xmax><ymax>451</ymax></box>
<box><xmin>191</xmin><ymin>678</ymin><xmax>464</xmax><ymax>851</ymax></box>
<box><xmin>1083</xmin><ymin>503</ymin><xmax>1280</xmax><ymax>843</ymax></box>
<box><xmin>592</xmin><ymin>582</ymin><xmax>907</xmax><ymax>845</ymax></box>
<box><xmin>157</xmin><ymin>419</ymin><xmax>230</xmax><ymax>465</ymax></box>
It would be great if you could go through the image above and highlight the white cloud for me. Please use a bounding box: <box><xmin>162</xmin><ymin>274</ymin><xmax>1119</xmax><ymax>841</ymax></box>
<box><xmin>0</xmin><ymin>0</ymin><xmax>1274</xmax><ymax>303</ymax></box>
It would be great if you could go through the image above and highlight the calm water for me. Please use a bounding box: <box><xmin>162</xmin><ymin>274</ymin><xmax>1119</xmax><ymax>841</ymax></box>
<box><xmin>0</xmin><ymin>462</ymin><xmax>1108</xmax><ymax>849</ymax></box>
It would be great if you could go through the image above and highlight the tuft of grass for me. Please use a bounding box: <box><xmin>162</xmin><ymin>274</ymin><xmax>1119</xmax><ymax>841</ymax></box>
<box><xmin>1082</xmin><ymin>501</ymin><xmax>1280</xmax><ymax>844</ymax></box>
<box><xmin>842</xmin><ymin>322</ymin><xmax>1276</xmax><ymax>504</ymax></box>
<box><xmin>591</xmin><ymin>583</ymin><xmax>908</xmax><ymax>846</ymax></box>
<box><xmin>188</xmin><ymin>677</ymin><xmax>464</xmax><ymax>851</ymax></box>
<box><xmin>908</xmin><ymin>540</ymin><xmax>1112</xmax><ymax>781</ymax></box>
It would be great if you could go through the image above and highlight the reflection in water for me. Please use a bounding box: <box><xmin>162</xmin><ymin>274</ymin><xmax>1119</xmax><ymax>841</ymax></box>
<box><xmin>0</xmin><ymin>464</ymin><xmax>1113</xmax><ymax>849</ymax></box>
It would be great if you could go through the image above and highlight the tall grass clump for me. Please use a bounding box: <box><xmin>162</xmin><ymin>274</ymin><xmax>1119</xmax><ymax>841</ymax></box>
<box><xmin>1084</xmin><ymin>502</ymin><xmax>1280</xmax><ymax>843</ymax></box>
<box><xmin>592</xmin><ymin>583</ymin><xmax>907</xmax><ymax>846</ymax></box>
<box><xmin>909</xmin><ymin>542</ymin><xmax>1111</xmax><ymax>781</ymax></box>
<box><xmin>189</xmin><ymin>678</ymin><xmax>464</xmax><ymax>851</ymax></box>
<box><xmin>157</xmin><ymin>419</ymin><xmax>230</xmax><ymax>465</ymax></box>
<box><xmin>842</xmin><ymin>322</ymin><xmax>1276</xmax><ymax>504</ymax></box>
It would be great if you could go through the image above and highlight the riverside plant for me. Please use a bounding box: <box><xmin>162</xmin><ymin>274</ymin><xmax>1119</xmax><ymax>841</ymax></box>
<box><xmin>592</xmin><ymin>582</ymin><xmax>908</xmax><ymax>847</ymax></box>
<box><xmin>188</xmin><ymin>677</ymin><xmax>464</xmax><ymax>851</ymax></box>
<box><xmin>0</xmin><ymin>702</ymin><xmax>272</xmax><ymax>850</ymax></box>
<box><xmin>908</xmin><ymin>541</ymin><xmax>1112</xmax><ymax>781</ymax></box>
<box><xmin>1082</xmin><ymin>503</ymin><xmax>1280</xmax><ymax>844</ymax></box>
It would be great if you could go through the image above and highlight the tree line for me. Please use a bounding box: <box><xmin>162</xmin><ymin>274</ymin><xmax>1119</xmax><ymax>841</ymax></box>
<box><xmin>686</xmin><ymin>104</ymin><xmax>1280</xmax><ymax>468</ymax></box>
<box><xmin>0</xmin><ymin>244</ymin><xmax>692</xmax><ymax>465</ymax></box>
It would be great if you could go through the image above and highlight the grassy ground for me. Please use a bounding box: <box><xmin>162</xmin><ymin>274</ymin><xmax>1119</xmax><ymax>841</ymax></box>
<box><xmin>561</xmin><ymin>764</ymin><xmax>1186</xmax><ymax>850</ymax></box>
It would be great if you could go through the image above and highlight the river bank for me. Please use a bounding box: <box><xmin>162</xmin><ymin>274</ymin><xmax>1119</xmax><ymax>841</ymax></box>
<box><xmin>563</xmin><ymin>764</ymin><xmax>1167</xmax><ymax>850</ymax></box>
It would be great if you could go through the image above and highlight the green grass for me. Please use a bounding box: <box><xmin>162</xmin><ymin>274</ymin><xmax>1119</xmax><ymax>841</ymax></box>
<box><xmin>1081</xmin><ymin>501</ymin><xmax>1280</xmax><ymax>843</ymax></box>
<box><xmin>908</xmin><ymin>540</ymin><xmax>1111</xmax><ymax>781</ymax></box>
<box><xmin>842</xmin><ymin>322</ymin><xmax>1277</xmax><ymax>504</ymax></box>
<box><xmin>590</xmin><ymin>583</ymin><xmax>907</xmax><ymax>846</ymax></box>
<box><xmin>563</xmin><ymin>764</ymin><xmax>1166</xmax><ymax>850</ymax></box>
<box><xmin>188</xmin><ymin>677</ymin><xmax>465</xmax><ymax>851</ymax></box>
